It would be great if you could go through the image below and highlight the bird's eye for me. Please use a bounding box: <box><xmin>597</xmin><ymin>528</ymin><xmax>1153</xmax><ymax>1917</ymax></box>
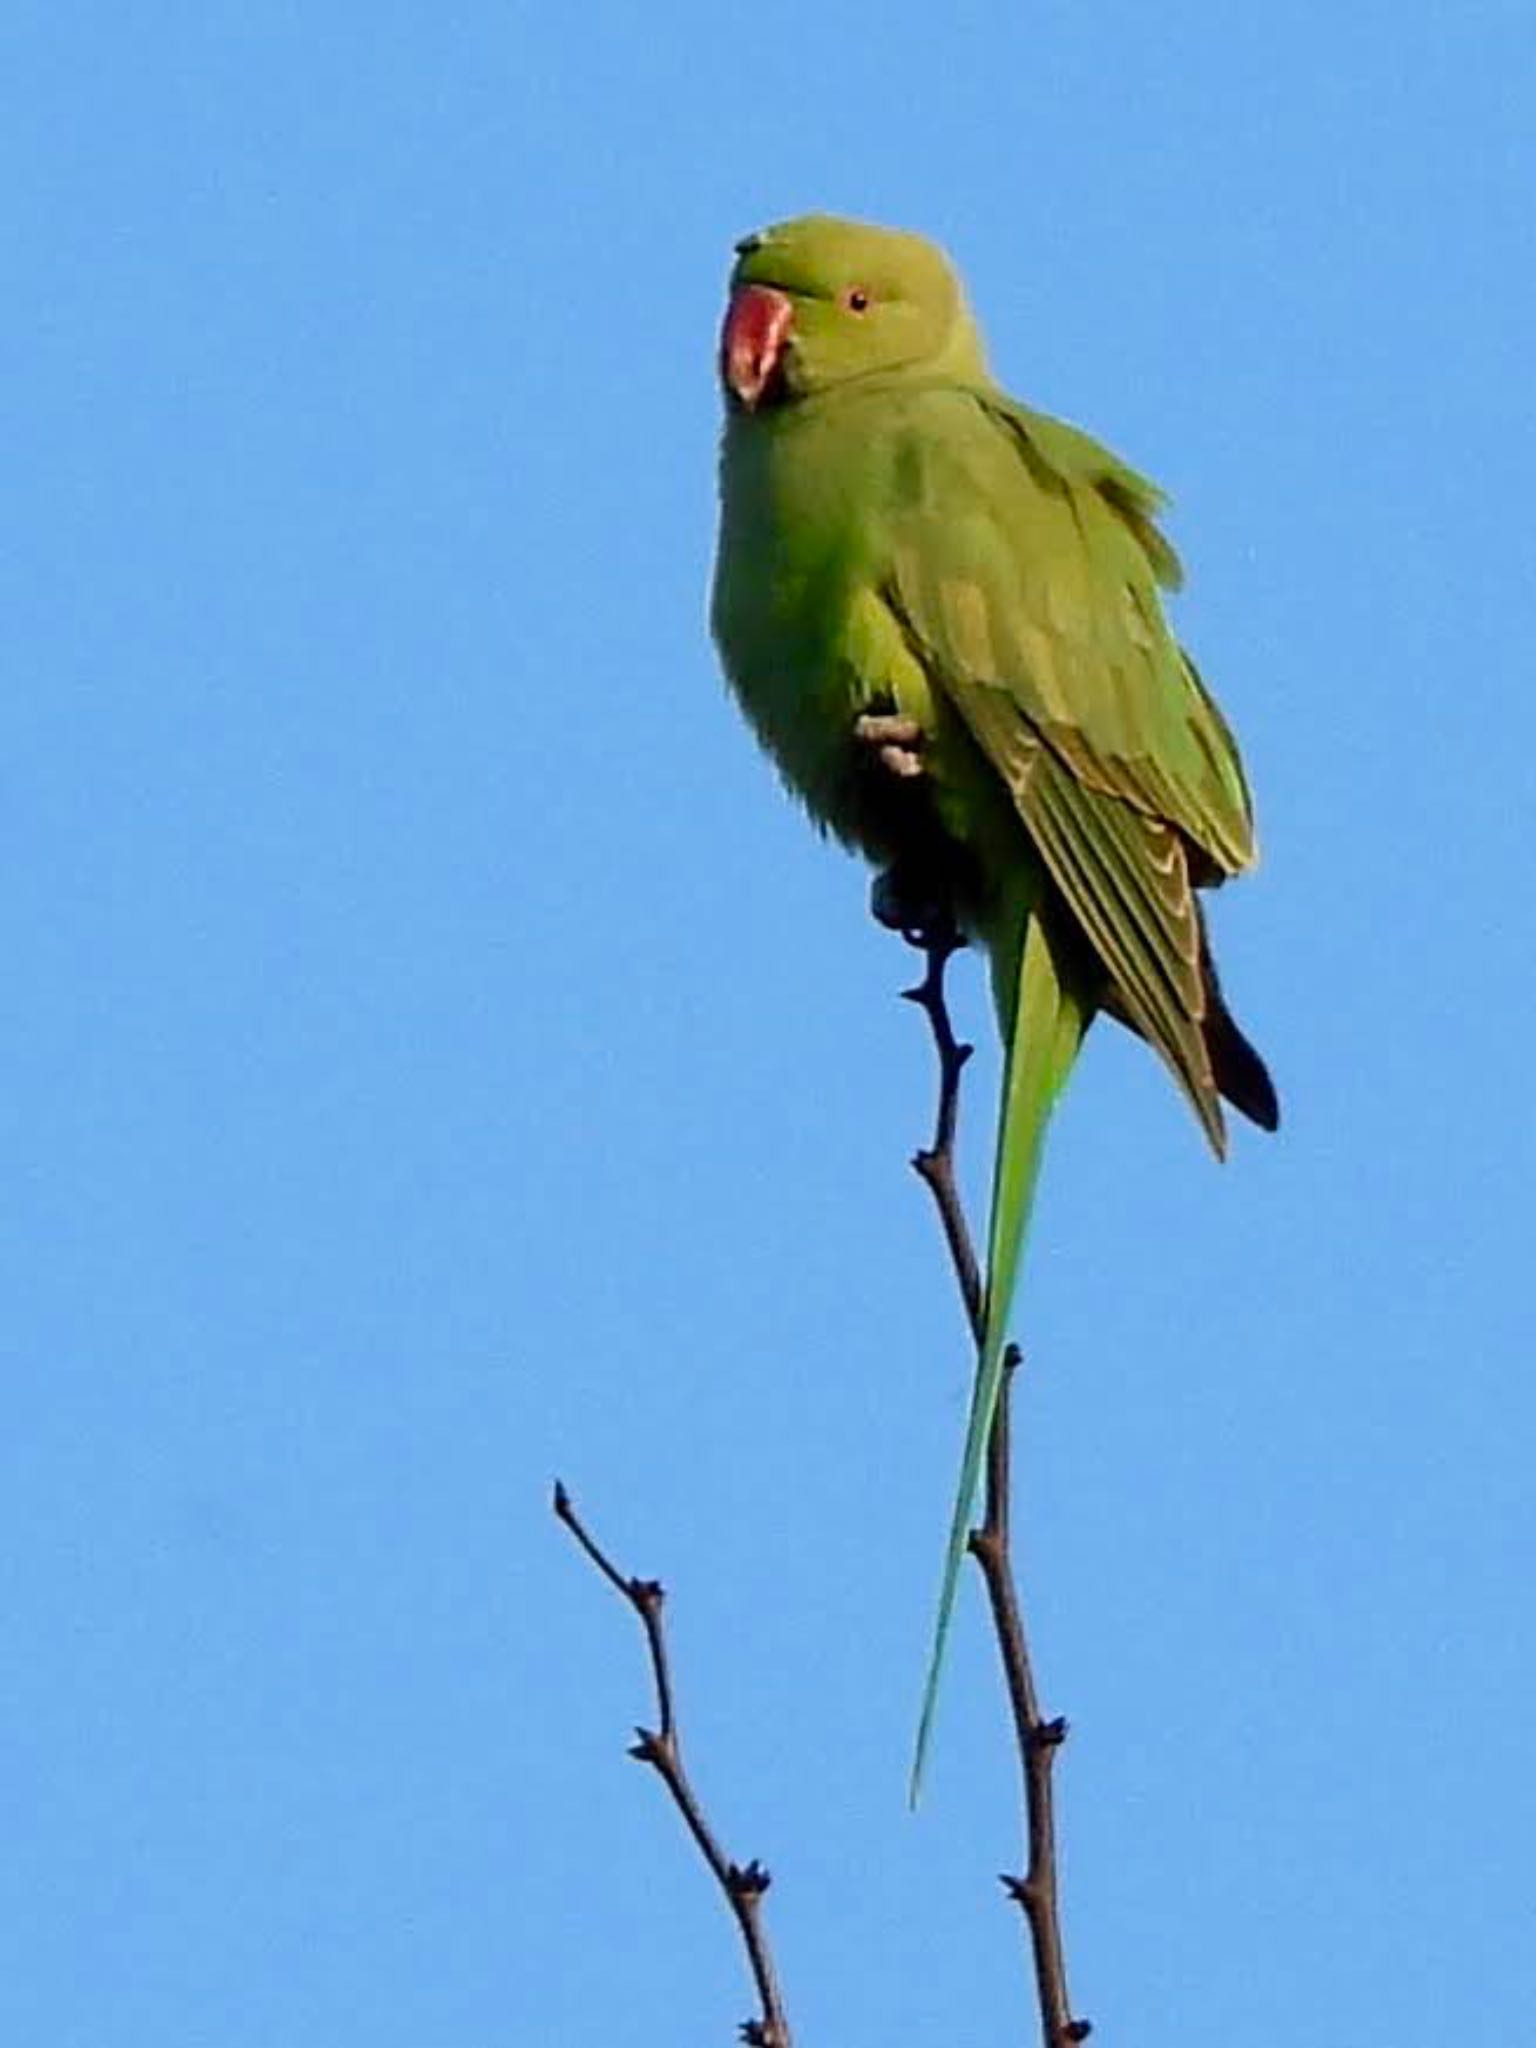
<box><xmin>843</xmin><ymin>288</ymin><xmax>871</xmax><ymax>314</ymax></box>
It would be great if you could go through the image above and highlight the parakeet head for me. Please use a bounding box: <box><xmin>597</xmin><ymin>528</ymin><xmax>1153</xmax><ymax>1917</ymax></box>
<box><xmin>720</xmin><ymin>214</ymin><xmax>988</xmax><ymax>411</ymax></box>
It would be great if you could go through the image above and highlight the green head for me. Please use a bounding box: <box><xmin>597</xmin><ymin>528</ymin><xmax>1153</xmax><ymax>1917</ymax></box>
<box><xmin>720</xmin><ymin>213</ymin><xmax>988</xmax><ymax>412</ymax></box>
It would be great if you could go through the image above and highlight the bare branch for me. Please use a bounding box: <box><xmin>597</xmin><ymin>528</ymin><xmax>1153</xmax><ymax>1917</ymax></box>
<box><xmin>553</xmin><ymin>1483</ymin><xmax>792</xmax><ymax>2048</ymax></box>
<box><xmin>901</xmin><ymin>926</ymin><xmax>1091</xmax><ymax>2048</ymax></box>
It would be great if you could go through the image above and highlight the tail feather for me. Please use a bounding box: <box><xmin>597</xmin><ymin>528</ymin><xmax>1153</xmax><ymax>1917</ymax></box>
<box><xmin>909</xmin><ymin>909</ymin><xmax>1090</xmax><ymax>1802</ymax></box>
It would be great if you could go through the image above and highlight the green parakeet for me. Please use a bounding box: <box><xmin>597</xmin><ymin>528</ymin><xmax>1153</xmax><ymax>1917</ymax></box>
<box><xmin>710</xmin><ymin>214</ymin><xmax>1277</xmax><ymax>1793</ymax></box>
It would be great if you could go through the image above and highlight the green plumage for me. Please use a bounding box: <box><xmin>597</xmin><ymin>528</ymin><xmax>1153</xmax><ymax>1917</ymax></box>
<box><xmin>711</xmin><ymin>215</ymin><xmax>1276</xmax><ymax>1795</ymax></box>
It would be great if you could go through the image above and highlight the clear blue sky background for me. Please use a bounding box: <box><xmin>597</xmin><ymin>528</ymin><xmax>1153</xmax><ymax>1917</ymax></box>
<box><xmin>5</xmin><ymin>4</ymin><xmax>1531</xmax><ymax>2043</ymax></box>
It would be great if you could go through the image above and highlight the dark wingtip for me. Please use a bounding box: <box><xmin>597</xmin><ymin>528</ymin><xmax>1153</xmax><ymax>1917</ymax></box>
<box><xmin>1206</xmin><ymin>994</ymin><xmax>1280</xmax><ymax>1133</ymax></box>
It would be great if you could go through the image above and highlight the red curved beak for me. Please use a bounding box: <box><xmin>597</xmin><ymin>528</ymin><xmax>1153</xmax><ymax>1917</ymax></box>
<box><xmin>721</xmin><ymin>284</ymin><xmax>793</xmax><ymax>410</ymax></box>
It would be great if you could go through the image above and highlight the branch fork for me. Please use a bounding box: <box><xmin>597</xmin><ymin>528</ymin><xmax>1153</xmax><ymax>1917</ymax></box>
<box><xmin>556</xmin><ymin>911</ymin><xmax>1089</xmax><ymax>2048</ymax></box>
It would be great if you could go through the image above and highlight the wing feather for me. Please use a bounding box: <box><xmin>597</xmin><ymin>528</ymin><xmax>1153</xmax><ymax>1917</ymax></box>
<box><xmin>880</xmin><ymin>388</ymin><xmax>1256</xmax><ymax>1146</ymax></box>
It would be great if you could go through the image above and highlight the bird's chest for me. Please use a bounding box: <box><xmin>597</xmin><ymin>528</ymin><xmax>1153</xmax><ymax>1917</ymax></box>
<box><xmin>714</xmin><ymin>414</ymin><xmax>929</xmax><ymax>838</ymax></box>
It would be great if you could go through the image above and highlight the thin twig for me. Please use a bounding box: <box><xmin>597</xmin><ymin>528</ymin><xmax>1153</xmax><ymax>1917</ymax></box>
<box><xmin>553</xmin><ymin>1482</ymin><xmax>792</xmax><ymax>2048</ymax></box>
<box><xmin>974</xmin><ymin>1365</ymin><xmax>1090</xmax><ymax>2045</ymax></box>
<box><xmin>902</xmin><ymin>913</ymin><xmax>983</xmax><ymax>1341</ymax></box>
<box><xmin>901</xmin><ymin>926</ymin><xmax>1091</xmax><ymax>2048</ymax></box>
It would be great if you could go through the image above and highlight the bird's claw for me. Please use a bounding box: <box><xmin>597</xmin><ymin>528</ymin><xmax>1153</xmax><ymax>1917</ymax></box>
<box><xmin>854</xmin><ymin>711</ymin><xmax>925</xmax><ymax>780</ymax></box>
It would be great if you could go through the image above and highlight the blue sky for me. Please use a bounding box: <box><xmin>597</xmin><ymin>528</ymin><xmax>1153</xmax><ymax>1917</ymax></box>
<box><xmin>4</xmin><ymin>3</ymin><xmax>1532</xmax><ymax>2042</ymax></box>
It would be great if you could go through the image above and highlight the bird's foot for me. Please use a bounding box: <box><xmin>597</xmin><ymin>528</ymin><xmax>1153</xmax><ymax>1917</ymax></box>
<box><xmin>871</xmin><ymin>864</ymin><xmax>963</xmax><ymax>952</ymax></box>
<box><xmin>854</xmin><ymin>711</ymin><xmax>925</xmax><ymax>781</ymax></box>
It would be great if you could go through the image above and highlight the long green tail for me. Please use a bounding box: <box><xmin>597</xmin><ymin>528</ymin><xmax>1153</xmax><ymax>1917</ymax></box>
<box><xmin>909</xmin><ymin>908</ymin><xmax>1089</xmax><ymax>1803</ymax></box>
